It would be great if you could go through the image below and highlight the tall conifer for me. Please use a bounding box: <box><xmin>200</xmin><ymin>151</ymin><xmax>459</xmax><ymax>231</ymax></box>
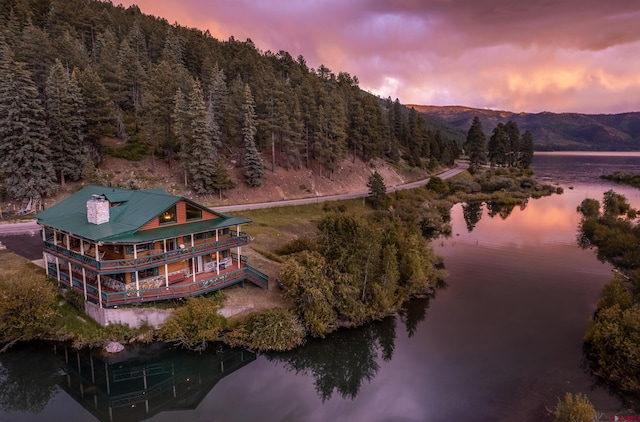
<box><xmin>188</xmin><ymin>81</ymin><xmax>217</xmax><ymax>194</ymax></box>
<box><xmin>45</xmin><ymin>59</ymin><xmax>86</xmax><ymax>185</ymax></box>
<box><xmin>464</xmin><ymin>116</ymin><xmax>487</xmax><ymax>171</ymax></box>
<box><xmin>0</xmin><ymin>41</ymin><xmax>56</xmax><ymax>207</ymax></box>
<box><xmin>242</xmin><ymin>84</ymin><xmax>264</xmax><ymax>187</ymax></box>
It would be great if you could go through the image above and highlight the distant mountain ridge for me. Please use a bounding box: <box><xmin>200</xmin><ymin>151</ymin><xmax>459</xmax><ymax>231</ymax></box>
<box><xmin>411</xmin><ymin>105</ymin><xmax>640</xmax><ymax>151</ymax></box>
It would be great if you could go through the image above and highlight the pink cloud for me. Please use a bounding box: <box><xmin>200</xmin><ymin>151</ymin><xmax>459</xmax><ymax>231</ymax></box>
<box><xmin>116</xmin><ymin>0</ymin><xmax>640</xmax><ymax>113</ymax></box>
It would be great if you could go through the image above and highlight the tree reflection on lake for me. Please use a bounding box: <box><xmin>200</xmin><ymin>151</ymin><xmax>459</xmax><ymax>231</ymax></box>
<box><xmin>0</xmin><ymin>344</ymin><xmax>61</xmax><ymax>414</ymax></box>
<box><xmin>265</xmin><ymin>316</ymin><xmax>398</xmax><ymax>402</ymax></box>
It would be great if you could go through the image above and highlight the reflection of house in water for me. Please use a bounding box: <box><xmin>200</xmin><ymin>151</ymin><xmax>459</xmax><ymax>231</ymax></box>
<box><xmin>55</xmin><ymin>344</ymin><xmax>256</xmax><ymax>422</ymax></box>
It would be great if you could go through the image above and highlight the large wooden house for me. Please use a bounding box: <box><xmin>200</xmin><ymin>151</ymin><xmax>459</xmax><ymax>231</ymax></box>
<box><xmin>37</xmin><ymin>186</ymin><xmax>268</xmax><ymax>309</ymax></box>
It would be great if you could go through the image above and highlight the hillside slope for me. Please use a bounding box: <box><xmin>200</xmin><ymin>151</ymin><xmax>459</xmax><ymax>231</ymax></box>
<box><xmin>52</xmin><ymin>153</ymin><xmax>431</xmax><ymax>209</ymax></box>
<box><xmin>411</xmin><ymin>105</ymin><xmax>640</xmax><ymax>151</ymax></box>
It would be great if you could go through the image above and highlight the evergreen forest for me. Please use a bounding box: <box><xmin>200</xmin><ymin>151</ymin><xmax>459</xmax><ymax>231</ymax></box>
<box><xmin>0</xmin><ymin>0</ymin><xmax>461</xmax><ymax>208</ymax></box>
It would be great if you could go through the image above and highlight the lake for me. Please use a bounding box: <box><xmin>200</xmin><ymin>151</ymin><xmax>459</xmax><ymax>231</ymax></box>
<box><xmin>3</xmin><ymin>152</ymin><xmax>640</xmax><ymax>421</ymax></box>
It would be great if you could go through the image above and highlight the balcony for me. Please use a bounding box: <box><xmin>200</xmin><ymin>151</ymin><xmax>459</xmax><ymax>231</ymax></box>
<box><xmin>51</xmin><ymin>255</ymin><xmax>268</xmax><ymax>307</ymax></box>
<box><xmin>43</xmin><ymin>233</ymin><xmax>250</xmax><ymax>273</ymax></box>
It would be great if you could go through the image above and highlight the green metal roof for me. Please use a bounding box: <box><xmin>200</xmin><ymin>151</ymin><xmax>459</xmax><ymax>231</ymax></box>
<box><xmin>36</xmin><ymin>185</ymin><xmax>251</xmax><ymax>243</ymax></box>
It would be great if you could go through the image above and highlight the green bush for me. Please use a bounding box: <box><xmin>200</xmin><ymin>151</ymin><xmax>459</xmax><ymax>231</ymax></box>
<box><xmin>426</xmin><ymin>176</ymin><xmax>449</xmax><ymax>195</ymax></box>
<box><xmin>276</xmin><ymin>237</ymin><xmax>318</xmax><ymax>256</ymax></box>
<box><xmin>159</xmin><ymin>294</ymin><xmax>227</xmax><ymax>352</ymax></box>
<box><xmin>0</xmin><ymin>265</ymin><xmax>59</xmax><ymax>350</ymax></box>
<box><xmin>64</xmin><ymin>288</ymin><xmax>85</xmax><ymax>312</ymax></box>
<box><xmin>224</xmin><ymin>307</ymin><xmax>306</xmax><ymax>352</ymax></box>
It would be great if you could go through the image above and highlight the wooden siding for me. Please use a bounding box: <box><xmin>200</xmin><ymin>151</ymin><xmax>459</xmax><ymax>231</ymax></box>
<box><xmin>139</xmin><ymin>200</ymin><xmax>219</xmax><ymax>231</ymax></box>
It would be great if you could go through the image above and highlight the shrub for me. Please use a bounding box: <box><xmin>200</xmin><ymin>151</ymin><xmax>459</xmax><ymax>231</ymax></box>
<box><xmin>107</xmin><ymin>135</ymin><xmax>149</xmax><ymax>161</ymax></box>
<box><xmin>225</xmin><ymin>308</ymin><xmax>306</xmax><ymax>351</ymax></box>
<box><xmin>159</xmin><ymin>294</ymin><xmax>227</xmax><ymax>352</ymax></box>
<box><xmin>0</xmin><ymin>265</ymin><xmax>59</xmax><ymax>350</ymax></box>
<box><xmin>64</xmin><ymin>288</ymin><xmax>85</xmax><ymax>312</ymax></box>
<box><xmin>552</xmin><ymin>392</ymin><xmax>597</xmax><ymax>422</ymax></box>
<box><xmin>426</xmin><ymin>176</ymin><xmax>449</xmax><ymax>195</ymax></box>
<box><xmin>277</xmin><ymin>237</ymin><xmax>318</xmax><ymax>256</ymax></box>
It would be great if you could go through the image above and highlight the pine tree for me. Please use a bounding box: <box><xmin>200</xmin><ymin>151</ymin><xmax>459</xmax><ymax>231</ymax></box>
<box><xmin>45</xmin><ymin>59</ymin><xmax>86</xmax><ymax>185</ymax></box>
<box><xmin>172</xmin><ymin>88</ymin><xmax>190</xmax><ymax>186</ymax></box>
<box><xmin>206</xmin><ymin>62</ymin><xmax>227</xmax><ymax>148</ymax></box>
<box><xmin>504</xmin><ymin>121</ymin><xmax>521</xmax><ymax>167</ymax></box>
<box><xmin>187</xmin><ymin>81</ymin><xmax>217</xmax><ymax>194</ymax></box>
<box><xmin>520</xmin><ymin>130</ymin><xmax>535</xmax><ymax>168</ymax></box>
<box><xmin>0</xmin><ymin>42</ymin><xmax>56</xmax><ymax>207</ymax></box>
<box><xmin>366</xmin><ymin>171</ymin><xmax>387</xmax><ymax>209</ymax></box>
<box><xmin>118</xmin><ymin>32</ymin><xmax>147</xmax><ymax>128</ymax></box>
<box><xmin>211</xmin><ymin>159</ymin><xmax>235</xmax><ymax>199</ymax></box>
<box><xmin>242</xmin><ymin>84</ymin><xmax>264</xmax><ymax>187</ymax></box>
<box><xmin>77</xmin><ymin>66</ymin><xmax>115</xmax><ymax>159</ymax></box>
<box><xmin>228</xmin><ymin>75</ymin><xmax>246</xmax><ymax>148</ymax></box>
<box><xmin>464</xmin><ymin>116</ymin><xmax>487</xmax><ymax>171</ymax></box>
<box><xmin>14</xmin><ymin>21</ymin><xmax>53</xmax><ymax>93</ymax></box>
<box><xmin>145</xmin><ymin>60</ymin><xmax>181</xmax><ymax>167</ymax></box>
<box><xmin>284</xmin><ymin>88</ymin><xmax>305</xmax><ymax>170</ymax></box>
<box><xmin>81</xmin><ymin>155</ymin><xmax>99</xmax><ymax>184</ymax></box>
<box><xmin>487</xmin><ymin>123</ymin><xmax>509</xmax><ymax>167</ymax></box>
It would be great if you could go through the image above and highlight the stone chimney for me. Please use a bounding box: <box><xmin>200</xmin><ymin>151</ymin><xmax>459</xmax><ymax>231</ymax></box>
<box><xmin>87</xmin><ymin>194</ymin><xmax>109</xmax><ymax>225</ymax></box>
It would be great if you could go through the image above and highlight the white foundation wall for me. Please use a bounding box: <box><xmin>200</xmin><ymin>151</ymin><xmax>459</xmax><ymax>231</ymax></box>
<box><xmin>84</xmin><ymin>302</ymin><xmax>173</xmax><ymax>328</ymax></box>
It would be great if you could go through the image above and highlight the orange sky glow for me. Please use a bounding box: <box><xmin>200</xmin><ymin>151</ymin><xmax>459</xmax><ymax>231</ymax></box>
<box><xmin>115</xmin><ymin>0</ymin><xmax>640</xmax><ymax>114</ymax></box>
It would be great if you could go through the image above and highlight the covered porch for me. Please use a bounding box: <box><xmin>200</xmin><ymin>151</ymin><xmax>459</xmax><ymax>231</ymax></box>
<box><xmin>51</xmin><ymin>256</ymin><xmax>268</xmax><ymax>308</ymax></box>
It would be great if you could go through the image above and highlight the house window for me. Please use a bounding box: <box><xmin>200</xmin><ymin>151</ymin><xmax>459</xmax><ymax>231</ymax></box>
<box><xmin>159</xmin><ymin>205</ymin><xmax>177</xmax><ymax>225</ymax></box>
<box><xmin>136</xmin><ymin>242</ymin><xmax>154</xmax><ymax>252</ymax></box>
<box><xmin>138</xmin><ymin>267</ymin><xmax>158</xmax><ymax>279</ymax></box>
<box><xmin>186</xmin><ymin>203</ymin><xmax>202</xmax><ymax>220</ymax></box>
<box><xmin>194</xmin><ymin>232</ymin><xmax>206</xmax><ymax>241</ymax></box>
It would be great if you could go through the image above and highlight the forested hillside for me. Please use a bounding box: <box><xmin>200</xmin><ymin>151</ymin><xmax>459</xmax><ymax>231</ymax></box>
<box><xmin>412</xmin><ymin>105</ymin><xmax>640</xmax><ymax>151</ymax></box>
<box><xmin>0</xmin><ymin>0</ymin><xmax>460</xmax><ymax>208</ymax></box>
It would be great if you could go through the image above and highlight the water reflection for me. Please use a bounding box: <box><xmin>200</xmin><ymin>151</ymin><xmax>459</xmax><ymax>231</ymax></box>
<box><xmin>462</xmin><ymin>200</ymin><xmax>529</xmax><ymax>233</ymax></box>
<box><xmin>266</xmin><ymin>316</ymin><xmax>401</xmax><ymax>402</ymax></box>
<box><xmin>486</xmin><ymin>199</ymin><xmax>527</xmax><ymax>220</ymax></box>
<box><xmin>398</xmin><ymin>297</ymin><xmax>431</xmax><ymax>338</ymax></box>
<box><xmin>0</xmin><ymin>344</ymin><xmax>61</xmax><ymax>414</ymax></box>
<box><xmin>262</xmin><ymin>297</ymin><xmax>433</xmax><ymax>404</ymax></box>
<box><xmin>462</xmin><ymin>201</ymin><xmax>483</xmax><ymax>232</ymax></box>
<box><xmin>55</xmin><ymin>343</ymin><xmax>255</xmax><ymax>422</ymax></box>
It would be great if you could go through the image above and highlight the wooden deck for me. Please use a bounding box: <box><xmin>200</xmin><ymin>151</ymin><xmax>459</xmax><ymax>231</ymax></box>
<box><xmin>55</xmin><ymin>260</ymin><xmax>268</xmax><ymax>307</ymax></box>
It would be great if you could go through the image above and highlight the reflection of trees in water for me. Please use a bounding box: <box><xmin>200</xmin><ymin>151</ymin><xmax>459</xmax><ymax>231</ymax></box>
<box><xmin>486</xmin><ymin>199</ymin><xmax>527</xmax><ymax>220</ymax></box>
<box><xmin>0</xmin><ymin>343</ymin><xmax>61</xmax><ymax>413</ymax></box>
<box><xmin>398</xmin><ymin>297</ymin><xmax>432</xmax><ymax>338</ymax></box>
<box><xmin>464</xmin><ymin>200</ymin><xmax>529</xmax><ymax>229</ymax></box>
<box><xmin>462</xmin><ymin>202</ymin><xmax>483</xmax><ymax>232</ymax></box>
<box><xmin>266</xmin><ymin>318</ymin><xmax>397</xmax><ymax>402</ymax></box>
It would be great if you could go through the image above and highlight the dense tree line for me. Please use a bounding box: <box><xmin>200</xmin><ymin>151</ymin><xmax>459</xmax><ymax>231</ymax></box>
<box><xmin>0</xmin><ymin>0</ymin><xmax>459</xmax><ymax>206</ymax></box>
<box><xmin>577</xmin><ymin>190</ymin><xmax>640</xmax><ymax>406</ymax></box>
<box><xmin>464</xmin><ymin>116</ymin><xmax>534</xmax><ymax>172</ymax></box>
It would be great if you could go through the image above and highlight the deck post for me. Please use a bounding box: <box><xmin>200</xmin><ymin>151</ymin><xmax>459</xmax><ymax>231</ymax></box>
<box><xmin>97</xmin><ymin>274</ymin><xmax>103</xmax><ymax>308</ymax></box>
<box><xmin>163</xmin><ymin>239</ymin><xmax>169</xmax><ymax>288</ymax></box>
<box><xmin>236</xmin><ymin>224</ymin><xmax>241</xmax><ymax>268</ymax></box>
<box><xmin>82</xmin><ymin>267</ymin><xmax>87</xmax><ymax>300</ymax></box>
<box><xmin>134</xmin><ymin>244</ymin><xmax>140</xmax><ymax>294</ymax></box>
<box><xmin>191</xmin><ymin>234</ymin><xmax>196</xmax><ymax>282</ymax></box>
<box><xmin>53</xmin><ymin>229</ymin><xmax>61</xmax><ymax>283</ymax></box>
<box><xmin>216</xmin><ymin>230</ymin><xmax>220</xmax><ymax>275</ymax></box>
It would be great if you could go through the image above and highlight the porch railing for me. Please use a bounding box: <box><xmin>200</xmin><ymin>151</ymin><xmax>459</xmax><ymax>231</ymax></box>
<box><xmin>43</xmin><ymin>232</ymin><xmax>250</xmax><ymax>273</ymax></box>
<box><xmin>93</xmin><ymin>265</ymin><xmax>267</xmax><ymax>307</ymax></box>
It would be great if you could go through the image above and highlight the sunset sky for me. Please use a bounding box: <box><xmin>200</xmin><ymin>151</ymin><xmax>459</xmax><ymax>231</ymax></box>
<box><xmin>116</xmin><ymin>0</ymin><xmax>640</xmax><ymax>114</ymax></box>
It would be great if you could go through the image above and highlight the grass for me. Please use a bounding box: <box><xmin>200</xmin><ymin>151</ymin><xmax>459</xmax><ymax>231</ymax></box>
<box><xmin>235</xmin><ymin>199</ymin><xmax>371</xmax><ymax>253</ymax></box>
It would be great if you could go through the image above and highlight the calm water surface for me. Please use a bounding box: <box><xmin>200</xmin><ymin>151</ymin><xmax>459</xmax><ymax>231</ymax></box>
<box><xmin>3</xmin><ymin>152</ymin><xmax>640</xmax><ymax>421</ymax></box>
